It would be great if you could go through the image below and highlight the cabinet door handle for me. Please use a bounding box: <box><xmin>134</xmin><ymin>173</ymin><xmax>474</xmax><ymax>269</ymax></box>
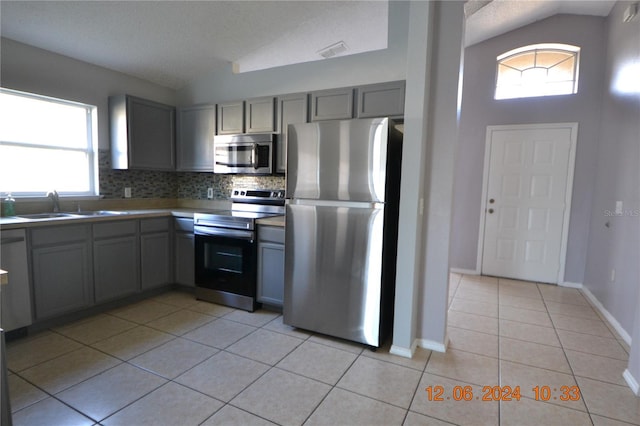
<box><xmin>488</xmin><ymin>208</ymin><xmax>494</xmax><ymax>214</ymax></box>
<box><xmin>489</xmin><ymin>198</ymin><xmax>495</xmax><ymax>204</ymax></box>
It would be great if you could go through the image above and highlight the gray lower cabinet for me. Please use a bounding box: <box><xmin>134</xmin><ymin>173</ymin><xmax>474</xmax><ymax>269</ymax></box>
<box><xmin>93</xmin><ymin>220</ymin><xmax>139</xmax><ymax>303</ymax></box>
<box><xmin>31</xmin><ymin>225</ymin><xmax>92</xmax><ymax>320</ymax></box>
<box><xmin>174</xmin><ymin>218</ymin><xmax>194</xmax><ymax>286</ymax></box>
<box><xmin>310</xmin><ymin>88</ymin><xmax>355</xmax><ymax>121</ymax></box>
<box><xmin>277</xmin><ymin>93</ymin><xmax>308</xmax><ymax>173</ymax></box>
<box><xmin>177</xmin><ymin>105</ymin><xmax>216</xmax><ymax>171</ymax></box>
<box><xmin>140</xmin><ymin>218</ymin><xmax>172</xmax><ymax>290</ymax></box>
<box><xmin>356</xmin><ymin>80</ymin><xmax>406</xmax><ymax>119</ymax></box>
<box><xmin>257</xmin><ymin>225</ymin><xmax>284</xmax><ymax>307</ymax></box>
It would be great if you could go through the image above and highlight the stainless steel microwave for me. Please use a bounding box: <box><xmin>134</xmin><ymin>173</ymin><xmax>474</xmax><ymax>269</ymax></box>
<box><xmin>213</xmin><ymin>134</ymin><xmax>275</xmax><ymax>174</ymax></box>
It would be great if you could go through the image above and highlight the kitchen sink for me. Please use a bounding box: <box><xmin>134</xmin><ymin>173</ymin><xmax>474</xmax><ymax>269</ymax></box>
<box><xmin>17</xmin><ymin>212</ymin><xmax>79</xmax><ymax>220</ymax></box>
<box><xmin>73</xmin><ymin>210</ymin><xmax>130</xmax><ymax>216</ymax></box>
<box><xmin>17</xmin><ymin>211</ymin><xmax>131</xmax><ymax>220</ymax></box>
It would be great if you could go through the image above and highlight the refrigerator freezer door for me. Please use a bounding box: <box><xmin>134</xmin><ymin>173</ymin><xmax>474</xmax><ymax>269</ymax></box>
<box><xmin>284</xmin><ymin>202</ymin><xmax>385</xmax><ymax>346</ymax></box>
<box><xmin>286</xmin><ymin>118</ymin><xmax>389</xmax><ymax>202</ymax></box>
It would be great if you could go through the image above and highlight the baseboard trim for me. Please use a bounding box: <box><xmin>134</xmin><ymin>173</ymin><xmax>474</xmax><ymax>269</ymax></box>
<box><xmin>623</xmin><ymin>369</ymin><xmax>640</xmax><ymax>396</ymax></box>
<box><xmin>450</xmin><ymin>268</ymin><xmax>479</xmax><ymax>275</ymax></box>
<box><xmin>581</xmin><ymin>286</ymin><xmax>632</xmax><ymax>345</ymax></box>
<box><xmin>560</xmin><ymin>281</ymin><xmax>583</xmax><ymax>289</ymax></box>
<box><xmin>417</xmin><ymin>335</ymin><xmax>449</xmax><ymax>353</ymax></box>
<box><xmin>390</xmin><ymin>339</ymin><xmax>418</xmax><ymax>359</ymax></box>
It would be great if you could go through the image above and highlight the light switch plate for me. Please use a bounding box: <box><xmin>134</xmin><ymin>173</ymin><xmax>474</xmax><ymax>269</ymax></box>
<box><xmin>124</xmin><ymin>187</ymin><xmax>132</xmax><ymax>198</ymax></box>
<box><xmin>207</xmin><ymin>188</ymin><xmax>214</xmax><ymax>199</ymax></box>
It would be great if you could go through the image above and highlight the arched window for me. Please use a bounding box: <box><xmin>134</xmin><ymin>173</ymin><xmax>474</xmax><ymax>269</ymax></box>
<box><xmin>495</xmin><ymin>43</ymin><xmax>580</xmax><ymax>100</ymax></box>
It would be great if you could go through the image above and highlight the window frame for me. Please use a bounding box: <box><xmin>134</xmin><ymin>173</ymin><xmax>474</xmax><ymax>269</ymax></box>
<box><xmin>494</xmin><ymin>43</ymin><xmax>581</xmax><ymax>100</ymax></box>
<box><xmin>0</xmin><ymin>88</ymin><xmax>99</xmax><ymax>198</ymax></box>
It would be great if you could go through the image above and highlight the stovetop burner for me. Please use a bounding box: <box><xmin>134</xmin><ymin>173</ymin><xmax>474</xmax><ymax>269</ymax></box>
<box><xmin>194</xmin><ymin>188</ymin><xmax>285</xmax><ymax>231</ymax></box>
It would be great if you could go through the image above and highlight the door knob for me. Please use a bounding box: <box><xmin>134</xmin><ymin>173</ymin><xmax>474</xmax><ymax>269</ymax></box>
<box><xmin>489</xmin><ymin>198</ymin><xmax>495</xmax><ymax>204</ymax></box>
<box><xmin>488</xmin><ymin>208</ymin><xmax>494</xmax><ymax>214</ymax></box>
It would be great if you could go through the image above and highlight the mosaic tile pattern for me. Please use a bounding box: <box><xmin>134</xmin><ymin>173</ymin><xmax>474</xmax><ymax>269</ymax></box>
<box><xmin>98</xmin><ymin>150</ymin><xmax>285</xmax><ymax>200</ymax></box>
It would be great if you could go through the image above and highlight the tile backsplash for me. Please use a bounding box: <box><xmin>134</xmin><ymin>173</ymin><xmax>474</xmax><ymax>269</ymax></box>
<box><xmin>99</xmin><ymin>150</ymin><xmax>285</xmax><ymax>199</ymax></box>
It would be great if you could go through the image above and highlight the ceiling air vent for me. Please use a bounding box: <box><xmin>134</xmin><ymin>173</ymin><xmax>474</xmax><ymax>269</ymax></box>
<box><xmin>317</xmin><ymin>41</ymin><xmax>348</xmax><ymax>59</ymax></box>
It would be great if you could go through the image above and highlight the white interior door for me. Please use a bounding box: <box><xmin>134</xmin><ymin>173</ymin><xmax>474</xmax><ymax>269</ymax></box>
<box><xmin>481</xmin><ymin>123</ymin><xmax>577</xmax><ymax>284</ymax></box>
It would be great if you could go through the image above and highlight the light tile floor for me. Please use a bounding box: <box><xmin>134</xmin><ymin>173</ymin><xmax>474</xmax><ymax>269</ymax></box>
<box><xmin>7</xmin><ymin>274</ymin><xmax>640</xmax><ymax>425</ymax></box>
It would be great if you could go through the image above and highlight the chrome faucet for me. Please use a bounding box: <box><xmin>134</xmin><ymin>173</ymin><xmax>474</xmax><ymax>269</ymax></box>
<box><xmin>46</xmin><ymin>190</ymin><xmax>60</xmax><ymax>212</ymax></box>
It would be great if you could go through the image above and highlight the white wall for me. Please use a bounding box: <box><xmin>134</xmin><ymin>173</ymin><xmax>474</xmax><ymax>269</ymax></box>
<box><xmin>584</xmin><ymin>1</ymin><xmax>640</xmax><ymax>341</ymax></box>
<box><xmin>1</xmin><ymin>38</ymin><xmax>177</xmax><ymax>150</ymax></box>
<box><xmin>417</xmin><ymin>0</ymin><xmax>464</xmax><ymax>349</ymax></box>
<box><xmin>176</xmin><ymin>1</ymin><xmax>409</xmax><ymax>105</ymax></box>
<box><xmin>450</xmin><ymin>15</ymin><xmax>606</xmax><ymax>285</ymax></box>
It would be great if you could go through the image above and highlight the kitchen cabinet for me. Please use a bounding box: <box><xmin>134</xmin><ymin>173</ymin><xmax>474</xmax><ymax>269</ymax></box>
<box><xmin>140</xmin><ymin>218</ymin><xmax>172</xmax><ymax>290</ymax></box>
<box><xmin>310</xmin><ymin>88</ymin><xmax>355</xmax><ymax>121</ymax></box>
<box><xmin>0</xmin><ymin>229</ymin><xmax>32</xmax><ymax>331</ymax></box>
<box><xmin>356</xmin><ymin>81</ymin><xmax>406</xmax><ymax>119</ymax></box>
<box><xmin>177</xmin><ymin>105</ymin><xmax>216</xmax><ymax>171</ymax></box>
<box><xmin>257</xmin><ymin>225</ymin><xmax>284</xmax><ymax>307</ymax></box>
<box><xmin>217</xmin><ymin>97</ymin><xmax>277</xmax><ymax>135</ymax></box>
<box><xmin>93</xmin><ymin>220</ymin><xmax>139</xmax><ymax>303</ymax></box>
<box><xmin>245</xmin><ymin>97</ymin><xmax>277</xmax><ymax>133</ymax></box>
<box><xmin>110</xmin><ymin>95</ymin><xmax>176</xmax><ymax>171</ymax></box>
<box><xmin>217</xmin><ymin>101</ymin><xmax>245</xmax><ymax>134</ymax></box>
<box><xmin>174</xmin><ymin>218</ymin><xmax>195</xmax><ymax>287</ymax></box>
<box><xmin>276</xmin><ymin>93</ymin><xmax>308</xmax><ymax>173</ymax></box>
<box><xmin>31</xmin><ymin>225</ymin><xmax>93</xmax><ymax>320</ymax></box>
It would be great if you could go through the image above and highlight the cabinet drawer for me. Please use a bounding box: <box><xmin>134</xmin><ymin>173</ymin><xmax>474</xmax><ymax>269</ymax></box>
<box><xmin>259</xmin><ymin>226</ymin><xmax>284</xmax><ymax>244</ymax></box>
<box><xmin>93</xmin><ymin>220</ymin><xmax>137</xmax><ymax>239</ymax></box>
<box><xmin>174</xmin><ymin>218</ymin><xmax>194</xmax><ymax>232</ymax></box>
<box><xmin>140</xmin><ymin>217</ymin><xmax>170</xmax><ymax>233</ymax></box>
<box><xmin>31</xmin><ymin>224</ymin><xmax>89</xmax><ymax>247</ymax></box>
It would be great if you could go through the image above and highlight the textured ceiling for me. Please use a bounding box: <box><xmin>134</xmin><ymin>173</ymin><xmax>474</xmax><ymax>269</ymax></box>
<box><xmin>0</xmin><ymin>0</ymin><xmax>387</xmax><ymax>89</ymax></box>
<box><xmin>465</xmin><ymin>0</ymin><xmax>616</xmax><ymax>46</ymax></box>
<box><xmin>0</xmin><ymin>1</ymin><xmax>617</xmax><ymax>91</ymax></box>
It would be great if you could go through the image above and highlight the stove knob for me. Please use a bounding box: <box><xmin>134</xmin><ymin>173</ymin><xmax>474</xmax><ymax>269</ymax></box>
<box><xmin>233</xmin><ymin>190</ymin><xmax>239</xmax><ymax>196</ymax></box>
<box><xmin>241</xmin><ymin>191</ymin><xmax>246</xmax><ymax>196</ymax></box>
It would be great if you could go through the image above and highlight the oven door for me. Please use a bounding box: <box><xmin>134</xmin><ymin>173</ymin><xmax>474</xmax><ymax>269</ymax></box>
<box><xmin>194</xmin><ymin>226</ymin><xmax>257</xmax><ymax>303</ymax></box>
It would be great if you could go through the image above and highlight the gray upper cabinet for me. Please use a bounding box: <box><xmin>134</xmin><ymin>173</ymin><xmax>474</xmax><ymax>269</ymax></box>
<box><xmin>245</xmin><ymin>97</ymin><xmax>276</xmax><ymax>133</ymax></box>
<box><xmin>177</xmin><ymin>105</ymin><xmax>216</xmax><ymax>171</ymax></box>
<box><xmin>110</xmin><ymin>95</ymin><xmax>176</xmax><ymax>171</ymax></box>
<box><xmin>310</xmin><ymin>88</ymin><xmax>355</xmax><ymax>122</ymax></box>
<box><xmin>30</xmin><ymin>225</ymin><xmax>93</xmax><ymax>320</ymax></box>
<box><xmin>356</xmin><ymin>81</ymin><xmax>406</xmax><ymax>119</ymax></box>
<box><xmin>277</xmin><ymin>93</ymin><xmax>308</xmax><ymax>173</ymax></box>
<box><xmin>217</xmin><ymin>101</ymin><xmax>245</xmax><ymax>134</ymax></box>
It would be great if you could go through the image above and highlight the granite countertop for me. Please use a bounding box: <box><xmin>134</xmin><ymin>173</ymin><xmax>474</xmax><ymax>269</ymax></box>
<box><xmin>256</xmin><ymin>215</ymin><xmax>285</xmax><ymax>227</ymax></box>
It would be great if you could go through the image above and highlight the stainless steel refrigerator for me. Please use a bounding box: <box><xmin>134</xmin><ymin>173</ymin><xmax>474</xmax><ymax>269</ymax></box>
<box><xmin>284</xmin><ymin>117</ymin><xmax>402</xmax><ymax>347</ymax></box>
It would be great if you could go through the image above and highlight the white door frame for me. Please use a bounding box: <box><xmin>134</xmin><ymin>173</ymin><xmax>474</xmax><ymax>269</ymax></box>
<box><xmin>476</xmin><ymin>122</ymin><xmax>578</xmax><ymax>284</ymax></box>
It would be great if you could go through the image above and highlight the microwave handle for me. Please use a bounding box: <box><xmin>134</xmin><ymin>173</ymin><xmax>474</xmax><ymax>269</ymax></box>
<box><xmin>252</xmin><ymin>143</ymin><xmax>258</xmax><ymax>169</ymax></box>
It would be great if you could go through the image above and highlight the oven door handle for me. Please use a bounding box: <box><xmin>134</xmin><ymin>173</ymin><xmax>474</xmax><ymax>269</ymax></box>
<box><xmin>195</xmin><ymin>227</ymin><xmax>254</xmax><ymax>241</ymax></box>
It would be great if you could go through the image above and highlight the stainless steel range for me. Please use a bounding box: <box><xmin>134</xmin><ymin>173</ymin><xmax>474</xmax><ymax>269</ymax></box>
<box><xmin>194</xmin><ymin>188</ymin><xmax>285</xmax><ymax>312</ymax></box>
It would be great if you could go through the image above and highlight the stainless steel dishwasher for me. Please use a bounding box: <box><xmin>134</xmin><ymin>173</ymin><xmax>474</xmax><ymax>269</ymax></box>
<box><xmin>1</xmin><ymin>229</ymin><xmax>32</xmax><ymax>331</ymax></box>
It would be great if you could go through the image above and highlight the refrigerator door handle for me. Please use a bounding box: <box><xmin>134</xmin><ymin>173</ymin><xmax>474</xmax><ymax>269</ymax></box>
<box><xmin>287</xmin><ymin>198</ymin><xmax>384</xmax><ymax>209</ymax></box>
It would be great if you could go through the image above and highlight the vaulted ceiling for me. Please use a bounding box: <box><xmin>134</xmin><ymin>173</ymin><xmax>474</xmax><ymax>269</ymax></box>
<box><xmin>0</xmin><ymin>1</ymin><xmax>616</xmax><ymax>90</ymax></box>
